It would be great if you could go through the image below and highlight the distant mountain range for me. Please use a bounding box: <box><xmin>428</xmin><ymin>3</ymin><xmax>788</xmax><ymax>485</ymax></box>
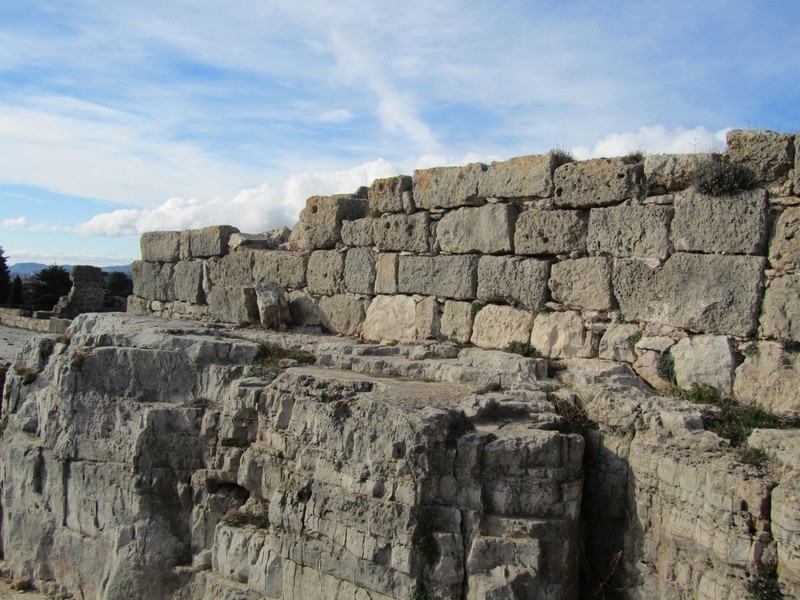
<box><xmin>9</xmin><ymin>263</ymin><xmax>133</xmax><ymax>277</ymax></box>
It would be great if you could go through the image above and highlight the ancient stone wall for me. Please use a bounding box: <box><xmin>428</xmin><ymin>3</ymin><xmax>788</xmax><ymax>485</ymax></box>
<box><xmin>130</xmin><ymin>129</ymin><xmax>800</xmax><ymax>415</ymax></box>
<box><xmin>53</xmin><ymin>265</ymin><xmax>106</xmax><ymax>319</ymax></box>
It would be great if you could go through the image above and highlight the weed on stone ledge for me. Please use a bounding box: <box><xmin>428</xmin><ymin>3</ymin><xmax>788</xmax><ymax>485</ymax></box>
<box><xmin>656</xmin><ymin>352</ymin><xmax>676</xmax><ymax>384</ymax></box>
<box><xmin>476</xmin><ymin>382</ymin><xmax>503</xmax><ymax>394</ymax></box>
<box><xmin>504</xmin><ymin>341</ymin><xmax>542</xmax><ymax>359</ymax></box>
<box><xmin>781</xmin><ymin>339</ymin><xmax>800</xmax><ymax>353</ymax></box>
<box><xmin>221</xmin><ymin>507</ymin><xmax>270</xmax><ymax>529</ymax></box>
<box><xmin>249</xmin><ymin>342</ymin><xmax>316</xmax><ymax>376</ymax></box>
<box><xmin>410</xmin><ymin>583</ymin><xmax>428</xmax><ymax>600</ymax></box>
<box><xmin>470</xmin><ymin>300</ymin><xmax>487</xmax><ymax>317</ymax></box>
<box><xmin>692</xmin><ymin>155</ymin><xmax>757</xmax><ymax>196</ymax></box>
<box><xmin>412</xmin><ymin>530</ymin><xmax>439</xmax><ymax>566</ymax></box>
<box><xmin>13</xmin><ymin>364</ymin><xmax>38</xmax><ymax>385</ymax></box>
<box><xmin>550</xmin><ymin>147</ymin><xmax>575</xmax><ymax>169</ymax></box>
<box><xmin>736</xmin><ymin>447</ymin><xmax>770</xmax><ymax>469</ymax></box>
<box><xmin>742</xmin><ymin>342</ymin><xmax>760</xmax><ymax>358</ymax></box>
<box><xmin>746</xmin><ymin>573</ymin><xmax>782</xmax><ymax>599</ymax></box>
<box><xmin>549</xmin><ymin>393</ymin><xmax>598</xmax><ymax>434</ymax></box>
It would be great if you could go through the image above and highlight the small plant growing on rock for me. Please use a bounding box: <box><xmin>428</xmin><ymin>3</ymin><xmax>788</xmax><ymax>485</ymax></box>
<box><xmin>476</xmin><ymin>382</ymin><xmax>503</xmax><ymax>394</ymax></box>
<box><xmin>746</xmin><ymin>573</ymin><xmax>782</xmax><ymax>599</ymax></box>
<box><xmin>623</xmin><ymin>150</ymin><xmax>645</xmax><ymax>163</ymax></box>
<box><xmin>656</xmin><ymin>352</ymin><xmax>676</xmax><ymax>384</ymax></box>
<box><xmin>55</xmin><ymin>334</ymin><xmax>72</xmax><ymax>346</ymax></box>
<box><xmin>14</xmin><ymin>364</ymin><xmax>38</xmax><ymax>385</ymax></box>
<box><xmin>781</xmin><ymin>339</ymin><xmax>800</xmax><ymax>353</ymax></box>
<box><xmin>470</xmin><ymin>300</ymin><xmax>486</xmax><ymax>317</ymax></box>
<box><xmin>550</xmin><ymin>147</ymin><xmax>575</xmax><ymax>168</ymax></box>
<box><xmin>742</xmin><ymin>343</ymin><xmax>760</xmax><ymax>358</ymax></box>
<box><xmin>736</xmin><ymin>447</ymin><xmax>770</xmax><ymax>469</ymax></box>
<box><xmin>627</xmin><ymin>331</ymin><xmax>643</xmax><ymax>345</ymax></box>
<box><xmin>549</xmin><ymin>393</ymin><xmax>598</xmax><ymax>434</ymax></box>
<box><xmin>692</xmin><ymin>155</ymin><xmax>757</xmax><ymax>195</ymax></box>
<box><xmin>504</xmin><ymin>341</ymin><xmax>542</xmax><ymax>359</ymax></box>
<box><xmin>71</xmin><ymin>351</ymin><xmax>86</xmax><ymax>370</ymax></box>
<box><xmin>221</xmin><ymin>507</ymin><xmax>270</xmax><ymax>529</ymax></box>
<box><xmin>412</xmin><ymin>530</ymin><xmax>439</xmax><ymax>566</ymax></box>
<box><xmin>410</xmin><ymin>583</ymin><xmax>428</xmax><ymax>600</ymax></box>
<box><xmin>250</xmin><ymin>342</ymin><xmax>316</xmax><ymax>376</ymax></box>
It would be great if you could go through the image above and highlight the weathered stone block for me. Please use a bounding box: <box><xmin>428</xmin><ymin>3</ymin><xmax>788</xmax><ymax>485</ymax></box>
<box><xmin>553</xmin><ymin>158</ymin><xmax>644</xmax><ymax>208</ymax></box>
<box><xmin>613</xmin><ymin>254</ymin><xmax>766</xmax><ymax>337</ymax></box>
<box><xmin>186</xmin><ymin>225</ymin><xmax>239</xmax><ymax>258</ymax></box>
<box><xmin>437</xmin><ymin>203</ymin><xmax>516</xmax><ymax>254</ymax></box>
<box><xmin>369</xmin><ymin>175</ymin><xmax>413</xmax><ymax>214</ymax></box>
<box><xmin>252</xmin><ymin>251</ymin><xmax>308</xmax><ymax>289</ymax></box>
<box><xmin>397</xmin><ymin>255</ymin><xmax>478</xmax><ymax>299</ymax></box>
<box><xmin>141</xmin><ymin>231</ymin><xmax>180</xmax><ymax>262</ymax></box>
<box><xmin>671</xmin><ymin>189</ymin><xmax>767</xmax><ymax>255</ymax></box>
<box><xmin>644</xmin><ymin>153</ymin><xmax>715</xmax><ymax>194</ymax></box>
<box><xmin>440</xmin><ymin>301</ymin><xmax>473</xmax><ymax>343</ymax></box>
<box><xmin>415</xmin><ymin>296</ymin><xmax>441</xmax><ymax>339</ymax></box>
<box><xmin>255</xmin><ymin>282</ymin><xmax>290</xmax><ymax>329</ymax></box>
<box><xmin>340</xmin><ymin>218</ymin><xmax>375</xmax><ymax>247</ymax></box>
<box><xmin>288</xmin><ymin>195</ymin><xmax>369</xmax><ymax>250</ymax></box>
<box><xmin>318</xmin><ymin>294</ymin><xmax>367</xmax><ymax>336</ymax></box>
<box><xmin>734</xmin><ymin>342</ymin><xmax>800</xmax><ymax>415</ymax></box>
<box><xmin>208</xmin><ymin>286</ymin><xmax>258</xmax><ymax>324</ymax></box>
<box><xmin>587</xmin><ymin>205</ymin><xmax>672</xmax><ymax>259</ymax></box>
<box><xmin>726</xmin><ymin>129</ymin><xmax>794</xmax><ymax>183</ymax></box>
<box><xmin>174</xmin><ymin>261</ymin><xmax>205</xmax><ymax>304</ymax></box>
<box><xmin>362</xmin><ymin>295</ymin><xmax>417</xmax><ymax>341</ymax></box>
<box><xmin>344</xmin><ymin>248</ymin><xmax>376</xmax><ymax>295</ymax></box>
<box><xmin>480</xmin><ymin>154</ymin><xmax>555</xmax><ymax>199</ymax></box>
<box><xmin>477</xmin><ymin>256</ymin><xmax>549</xmax><ymax>309</ymax></box>
<box><xmin>228</xmin><ymin>226</ymin><xmax>290</xmax><ymax>251</ymax></box>
<box><xmin>306</xmin><ymin>250</ymin><xmax>345</xmax><ymax>295</ymax></box>
<box><xmin>287</xmin><ymin>290</ymin><xmax>323</xmax><ymax>326</ymax></box>
<box><xmin>549</xmin><ymin>257</ymin><xmax>614</xmax><ymax>310</ymax></box>
<box><xmin>207</xmin><ymin>250</ymin><xmax>254</xmax><ymax>287</ymax></box>
<box><xmin>769</xmin><ymin>207</ymin><xmax>800</xmax><ymax>271</ymax></box>
<box><xmin>671</xmin><ymin>336</ymin><xmax>735</xmax><ymax>396</ymax></box>
<box><xmin>760</xmin><ymin>274</ymin><xmax>800</xmax><ymax>341</ymax></box>
<box><xmin>413</xmin><ymin>163</ymin><xmax>486</xmax><ymax>209</ymax></box>
<box><xmin>372</xmin><ymin>213</ymin><xmax>430</xmax><ymax>253</ymax></box>
<box><xmin>471</xmin><ymin>304</ymin><xmax>533</xmax><ymax>349</ymax></box>
<box><xmin>530</xmin><ymin>311</ymin><xmax>595</xmax><ymax>358</ymax></box>
<box><xmin>514</xmin><ymin>209</ymin><xmax>588</xmax><ymax>256</ymax></box>
<box><xmin>598</xmin><ymin>323</ymin><xmax>640</xmax><ymax>362</ymax></box>
<box><xmin>132</xmin><ymin>261</ymin><xmax>174</xmax><ymax>301</ymax></box>
<box><xmin>374</xmin><ymin>253</ymin><xmax>398</xmax><ymax>294</ymax></box>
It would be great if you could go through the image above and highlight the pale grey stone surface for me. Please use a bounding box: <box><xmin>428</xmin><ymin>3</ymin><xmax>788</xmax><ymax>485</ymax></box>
<box><xmin>514</xmin><ymin>209</ymin><xmax>588</xmax><ymax>255</ymax></box>
<box><xmin>436</xmin><ymin>203</ymin><xmax>516</xmax><ymax>254</ymax></box>
<box><xmin>374</xmin><ymin>253</ymin><xmax>398</xmax><ymax>294</ymax></box>
<box><xmin>553</xmin><ymin>158</ymin><xmax>644</xmax><ymax>208</ymax></box>
<box><xmin>726</xmin><ymin>129</ymin><xmax>795</xmax><ymax>183</ymax></box>
<box><xmin>306</xmin><ymin>250</ymin><xmax>345</xmax><ymax>295</ymax></box>
<box><xmin>228</xmin><ymin>227</ymin><xmax>290</xmax><ymax>251</ymax></box>
<box><xmin>769</xmin><ymin>207</ymin><xmax>800</xmax><ymax>271</ymax></box>
<box><xmin>671</xmin><ymin>189</ymin><xmax>768</xmax><ymax>255</ymax></box>
<box><xmin>140</xmin><ymin>231</ymin><xmax>181</xmax><ymax>262</ymax></box>
<box><xmin>530</xmin><ymin>311</ymin><xmax>595</xmax><ymax>358</ymax></box>
<box><xmin>174</xmin><ymin>261</ymin><xmax>205</xmax><ymax>304</ymax></box>
<box><xmin>549</xmin><ymin>257</ymin><xmax>614</xmax><ymax>310</ymax></box>
<box><xmin>255</xmin><ymin>282</ymin><xmax>290</xmax><ymax>329</ymax></box>
<box><xmin>734</xmin><ymin>341</ymin><xmax>800</xmax><ymax>415</ymax></box>
<box><xmin>207</xmin><ymin>250</ymin><xmax>255</xmax><ymax>287</ymax></box>
<box><xmin>288</xmin><ymin>195</ymin><xmax>369</xmax><ymax>251</ymax></box>
<box><xmin>470</xmin><ymin>304</ymin><xmax>533</xmax><ymax>349</ymax></box>
<box><xmin>208</xmin><ymin>285</ymin><xmax>259</xmax><ymax>324</ymax></box>
<box><xmin>132</xmin><ymin>260</ymin><xmax>174</xmax><ymax>301</ymax></box>
<box><xmin>368</xmin><ymin>175</ymin><xmax>412</xmax><ymax>214</ymax></box>
<box><xmin>440</xmin><ymin>301</ymin><xmax>473</xmax><ymax>343</ymax></box>
<box><xmin>186</xmin><ymin>225</ymin><xmax>240</xmax><ymax>258</ymax></box>
<box><xmin>760</xmin><ymin>274</ymin><xmax>800</xmax><ymax>341</ymax></box>
<box><xmin>318</xmin><ymin>294</ymin><xmax>367</xmax><ymax>336</ymax></box>
<box><xmin>362</xmin><ymin>295</ymin><xmax>417</xmax><ymax>341</ymax></box>
<box><xmin>414</xmin><ymin>296</ymin><xmax>441</xmax><ymax>339</ymax></box>
<box><xmin>587</xmin><ymin>205</ymin><xmax>672</xmax><ymax>259</ymax></box>
<box><xmin>252</xmin><ymin>251</ymin><xmax>308</xmax><ymax>289</ymax></box>
<box><xmin>340</xmin><ymin>217</ymin><xmax>375</xmax><ymax>247</ymax></box>
<box><xmin>613</xmin><ymin>254</ymin><xmax>765</xmax><ymax>337</ymax></box>
<box><xmin>477</xmin><ymin>256</ymin><xmax>549</xmax><ymax>309</ymax></box>
<box><xmin>413</xmin><ymin>163</ymin><xmax>486</xmax><ymax>209</ymax></box>
<box><xmin>479</xmin><ymin>154</ymin><xmax>555</xmax><ymax>199</ymax></box>
<box><xmin>372</xmin><ymin>212</ymin><xmax>430</xmax><ymax>253</ymax></box>
<box><xmin>598</xmin><ymin>323</ymin><xmax>640</xmax><ymax>363</ymax></box>
<box><xmin>287</xmin><ymin>290</ymin><xmax>323</xmax><ymax>325</ymax></box>
<box><xmin>644</xmin><ymin>153</ymin><xmax>714</xmax><ymax>194</ymax></box>
<box><xmin>397</xmin><ymin>255</ymin><xmax>479</xmax><ymax>299</ymax></box>
<box><xmin>344</xmin><ymin>248</ymin><xmax>376</xmax><ymax>295</ymax></box>
<box><xmin>671</xmin><ymin>335</ymin><xmax>735</xmax><ymax>395</ymax></box>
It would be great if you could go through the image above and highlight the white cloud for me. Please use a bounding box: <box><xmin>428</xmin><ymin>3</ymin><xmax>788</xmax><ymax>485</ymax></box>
<box><xmin>3</xmin><ymin>216</ymin><xmax>28</xmax><ymax>228</ymax></box>
<box><xmin>315</xmin><ymin>109</ymin><xmax>353</xmax><ymax>123</ymax></box>
<box><xmin>571</xmin><ymin>125</ymin><xmax>730</xmax><ymax>160</ymax></box>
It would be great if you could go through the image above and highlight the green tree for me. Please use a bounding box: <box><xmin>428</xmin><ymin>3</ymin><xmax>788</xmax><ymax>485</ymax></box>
<box><xmin>29</xmin><ymin>265</ymin><xmax>72</xmax><ymax>311</ymax></box>
<box><xmin>105</xmin><ymin>271</ymin><xmax>133</xmax><ymax>299</ymax></box>
<box><xmin>8</xmin><ymin>276</ymin><xmax>23</xmax><ymax>307</ymax></box>
<box><xmin>0</xmin><ymin>247</ymin><xmax>10</xmax><ymax>305</ymax></box>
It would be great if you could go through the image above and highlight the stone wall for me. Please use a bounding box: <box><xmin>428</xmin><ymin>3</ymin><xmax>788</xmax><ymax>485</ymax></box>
<box><xmin>0</xmin><ymin>308</ymin><xmax>69</xmax><ymax>334</ymax></box>
<box><xmin>53</xmin><ymin>265</ymin><xmax>106</xmax><ymax>318</ymax></box>
<box><xmin>130</xmin><ymin>129</ymin><xmax>800</xmax><ymax>415</ymax></box>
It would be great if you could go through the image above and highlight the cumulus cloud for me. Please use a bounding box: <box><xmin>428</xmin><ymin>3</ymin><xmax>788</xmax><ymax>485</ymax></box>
<box><xmin>572</xmin><ymin>125</ymin><xmax>730</xmax><ymax>159</ymax></box>
<box><xmin>74</xmin><ymin>159</ymin><xmax>398</xmax><ymax>236</ymax></box>
<box><xmin>3</xmin><ymin>216</ymin><xmax>28</xmax><ymax>228</ymax></box>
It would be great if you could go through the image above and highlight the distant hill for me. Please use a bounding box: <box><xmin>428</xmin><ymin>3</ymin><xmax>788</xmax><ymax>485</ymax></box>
<box><xmin>9</xmin><ymin>263</ymin><xmax>133</xmax><ymax>277</ymax></box>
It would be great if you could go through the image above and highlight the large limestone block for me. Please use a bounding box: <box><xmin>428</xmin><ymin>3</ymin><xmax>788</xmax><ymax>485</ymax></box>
<box><xmin>437</xmin><ymin>203</ymin><xmax>516</xmax><ymax>254</ymax></box>
<box><xmin>514</xmin><ymin>209</ymin><xmax>588</xmax><ymax>256</ymax></box>
<box><xmin>671</xmin><ymin>336</ymin><xmax>735</xmax><ymax>396</ymax></box>
<box><xmin>208</xmin><ymin>286</ymin><xmax>259</xmax><ymax>324</ymax></box>
<box><xmin>598</xmin><ymin>323</ymin><xmax>640</xmax><ymax>363</ymax></box>
<box><xmin>287</xmin><ymin>290</ymin><xmax>323</xmax><ymax>326</ymax></box>
<box><xmin>413</xmin><ymin>163</ymin><xmax>486</xmax><ymax>209</ymax></box>
<box><xmin>549</xmin><ymin>257</ymin><xmax>614</xmax><ymax>310</ymax></box>
<box><xmin>228</xmin><ymin>226</ymin><xmax>290</xmax><ymax>251</ymax></box>
<box><xmin>671</xmin><ymin>189</ymin><xmax>768</xmax><ymax>255</ymax></box>
<box><xmin>174</xmin><ymin>261</ymin><xmax>205</xmax><ymax>304</ymax></box>
<box><xmin>140</xmin><ymin>231</ymin><xmax>180</xmax><ymax>262</ymax></box>
<box><xmin>769</xmin><ymin>207</ymin><xmax>800</xmax><ymax>271</ymax></box>
<box><xmin>726</xmin><ymin>129</ymin><xmax>794</xmax><ymax>183</ymax></box>
<box><xmin>255</xmin><ymin>282</ymin><xmax>290</xmax><ymax>328</ymax></box>
<box><xmin>613</xmin><ymin>254</ymin><xmax>765</xmax><ymax>337</ymax></box>
<box><xmin>587</xmin><ymin>205</ymin><xmax>672</xmax><ymax>259</ymax></box>
<box><xmin>440</xmin><ymin>301</ymin><xmax>473</xmax><ymax>343</ymax></box>
<box><xmin>185</xmin><ymin>225</ymin><xmax>240</xmax><ymax>259</ymax></box>
<box><xmin>530</xmin><ymin>311</ymin><xmax>595</xmax><ymax>358</ymax></box>
<box><xmin>477</xmin><ymin>256</ymin><xmax>549</xmax><ymax>309</ymax></box>
<box><xmin>207</xmin><ymin>250</ymin><xmax>255</xmax><ymax>286</ymax></box>
<box><xmin>318</xmin><ymin>294</ymin><xmax>367</xmax><ymax>336</ymax></box>
<box><xmin>415</xmin><ymin>296</ymin><xmax>441</xmax><ymax>339</ymax></box>
<box><xmin>344</xmin><ymin>248</ymin><xmax>376</xmax><ymax>295</ymax></box>
<box><xmin>368</xmin><ymin>175</ymin><xmax>413</xmax><ymax>214</ymax></box>
<box><xmin>362</xmin><ymin>295</ymin><xmax>417</xmax><ymax>341</ymax></box>
<box><xmin>644</xmin><ymin>153</ymin><xmax>715</xmax><ymax>194</ymax></box>
<box><xmin>761</xmin><ymin>274</ymin><xmax>800</xmax><ymax>341</ymax></box>
<box><xmin>288</xmin><ymin>195</ymin><xmax>369</xmax><ymax>250</ymax></box>
<box><xmin>397</xmin><ymin>255</ymin><xmax>478</xmax><ymax>299</ymax></box>
<box><xmin>734</xmin><ymin>342</ymin><xmax>800</xmax><ymax>415</ymax></box>
<box><xmin>132</xmin><ymin>260</ymin><xmax>174</xmax><ymax>301</ymax></box>
<box><xmin>341</xmin><ymin>218</ymin><xmax>375</xmax><ymax>247</ymax></box>
<box><xmin>470</xmin><ymin>304</ymin><xmax>533</xmax><ymax>349</ymax></box>
<box><xmin>306</xmin><ymin>250</ymin><xmax>345</xmax><ymax>296</ymax></box>
<box><xmin>553</xmin><ymin>158</ymin><xmax>644</xmax><ymax>208</ymax></box>
<box><xmin>373</xmin><ymin>212</ymin><xmax>430</xmax><ymax>253</ymax></box>
<box><xmin>771</xmin><ymin>478</ymin><xmax>800</xmax><ymax>597</ymax></box>
<box><xmin>252</xmin><ymin>251</ymin><xmax>308</xmax><ymax>289</ymax></box>
<box><xmin>479</xmin><ymin>154</ymin><xmax>555</xmax><ymax>199</ymax></box>
<box><xmin>374</xmin><ymin>253</ymin><xmax>398</xmax><ymax>294</ymax></box>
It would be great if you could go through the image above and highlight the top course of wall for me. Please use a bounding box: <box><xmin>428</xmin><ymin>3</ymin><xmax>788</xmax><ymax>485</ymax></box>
<box><xmin>130</xmin><ymin>129</ymin><xmax>800</xmax><ymax>414</ymax></box>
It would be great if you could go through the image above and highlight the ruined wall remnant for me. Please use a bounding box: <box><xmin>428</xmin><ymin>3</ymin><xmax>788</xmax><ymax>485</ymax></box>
<box><xmin>53</xmin><ymin>265</ymin><xmax>106</xmax><ymax>319</ymax></box>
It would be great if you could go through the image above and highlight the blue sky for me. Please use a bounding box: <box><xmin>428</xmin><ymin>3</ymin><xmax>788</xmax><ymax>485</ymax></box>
<box><xmin>1</xmin><ymin>0</ymin><xmax>798</xmax><ymax>267</ymax></box>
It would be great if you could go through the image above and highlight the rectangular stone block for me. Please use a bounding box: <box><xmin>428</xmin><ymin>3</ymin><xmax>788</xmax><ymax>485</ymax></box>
<box><xmin>397</xmin><ymin>255</ymin><xmax>479</xmax><ymax>299</ymax></box>
<box><xmin>344</xmin><ymin>248</ymin><xmax>376</xmax><ymax>295</ymax></box>
<box><xmin>531</xmin><ymin>311</ymin><xmax>595</xmax><ymax>358</ymax></box>
<box><xmin>253</xmin><ymin>251</ymin><xmax>308</xmax><ymax>289</ymax></box>
<box><xmin>140</xmin><ymin>231</ymin><xmax>180</xmax><ymax>262</ymax></box>
<box><xmin>131</xmin><ymin>260</ymin><xmax>174</xmax><ymax>301</ymax></box>
<box><xmin>186</xmin><ymin>225</ymin><xmax>240</xmax><ymax>258</ymax></box>
<box><xmin>769</xmin><ymin>207</ymin><xmax>800</xmax><ymax>271</ymax></box>
<box><xmin>760</xmin><ymin>274</ymin><xmax>800</xmax><ymax>341</ymax></box>
<box><xmin>477</xmin><ymin>256</ymin><xmax>549</xmax><ymax>309</ymax></box>
<box><xmin>436</xmin><ymin>203</ymin><xmax>516</xmax><ymax>254</ymax></box>
<box><xmin>362</xmin><ymin>295</ymin><xmax>417</xmax><ymax>341</ymax></box>
<box><xmin>306</xmin><ymin>250</ymin><xmax>345</xmax><ymax>295</ymax></box>
<box><xmin>318</xmin><ymin>294</ymin><xmax>367</xmax><ymax>336</ymax></box>
<box><xmin>372</xmin><ymin>212</ymin><xmax>430</xmax><ymax>253</ymax></box>
<box><xmin>341</xmin><ymin>218</ymin><xmax>375</xmax><ymax>247</ymax></box>
<box><xmin>174</xmin><ymin>261</ymin><xmax>205</xmax><ymax>304</ymax></box>
<box><xmin>587</xmin><ymin>205</ymin><xmax>672</xmax><ymax>259</ymax></box>
<box><xmin>671</xmin><ymin>189</ymin><xmax>767</xmax><ymax>255</ymax></box>
<box><xmin>549</xmin><ymin>257</ymin><xmax>614</xmax><ymax>310</ymax></box>
<box><xmin>726</xmin><ymin>129</ymin><xmax>794</xmax><ymax>184</ymax></box>
<box><xmin>440</xmin><ymin>301</ymin><xmax>473</xmax><ymax>343</ymax></box>
<box><xmin>479</xmin><ymin>154</ymin><xmax>555</xmax><ymax>199</ymax></box>
<box><xmin>644</xmin><ymin>153</ymin><xmax>714</xmax><ymax>194</ymax></box>
<box><xmin>415</xmin><ymin>296</ymin><xmax>441</xmax><ymax>339</ymax></box>
<box><xmin>471</xmin><ymin>304</ymin><xmax>533</xmax><ymax>349</ymax></box>
<box><xmin>208</xmin><ymin>286</ymin><xmax>258</xmax><ymax>324</ymax></box>
<box><xmin>368</xmin><ymin>175</ymin><xmax>413</xmax><ymax>214</ymax></box>
<box><xmin>514</xmin><ymin>209</ymin><xmax>588</xmax><ymax>255</ymax></box>
<box><xmin>374</xmin><ymin>253</ymin><xmax>398</xmax><ymax>294</ymax></box>
<box><xmin>613</xmin><ymin>253</ymin><xmax>766</xmax><ymax>337</ymax></box>
<box><xmin>288</xmin><ymin>195</ymin><xmax>370</xmax><ymax>251</ymax></box>
<box><xmin>206</xmin><ymin>250</ymin><xmax>255</xmax><ymax>287</ymax></box>
<box><xmin>553</xmin><ymin>158</ymin><xmax>644</xmax><ymax>208</ymax></box>
<box><xmin>413</xmin><ymin>163</ymin><xmax>486</xmax><ymax>209</ymax></box>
